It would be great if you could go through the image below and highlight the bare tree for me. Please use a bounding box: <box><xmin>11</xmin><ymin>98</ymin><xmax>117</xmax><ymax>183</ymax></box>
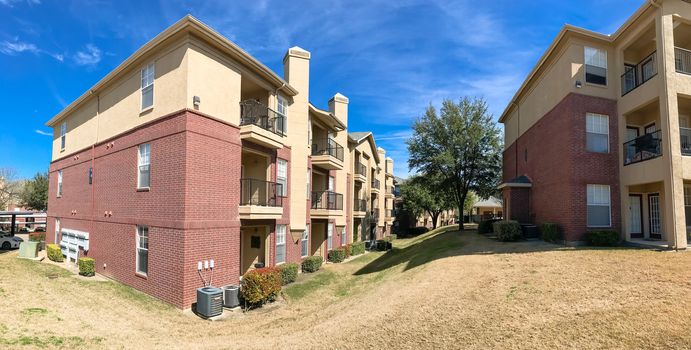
<box><xmin>0</xmin><ymin>168</ymin><xmax>22</xmax><ymax>211</ymax></box>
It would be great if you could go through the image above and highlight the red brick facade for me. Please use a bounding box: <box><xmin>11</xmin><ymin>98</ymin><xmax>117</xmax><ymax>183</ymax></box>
<box><xmin>502</xmin><ymin>92</ymin><xmax>621</xmax><ymax>243</ymax></box>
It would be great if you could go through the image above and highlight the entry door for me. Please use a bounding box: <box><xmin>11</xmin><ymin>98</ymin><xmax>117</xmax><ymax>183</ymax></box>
<box><xmin>628</xmin><ymin>195</ymin><xmax>642</xmax><ymax>238</ymax></box>
<box><xmin>240</xmin><ymin>227</ymin><xmax>265</xmax><ymax>275</ymax></box>
<box><xmin>328</xmin><ymin>176</ymin><xmax>334</xmax><ymax>191</ymax></box>
<box><xmin>649</xmin><ymin>194</ymin><xmax>662</xmax><ymax>239</ymax></box>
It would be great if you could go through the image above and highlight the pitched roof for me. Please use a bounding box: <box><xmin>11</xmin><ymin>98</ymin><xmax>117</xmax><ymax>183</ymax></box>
<box><xmin>348</xmin><ymin>132</ymin><xmax>371</xmax><ymax>142</ymax></box>
<box><xmin>348</xmin><ymin>132</ymin><xmax>379</xmax><ymax>163</ymax></box>
<box><xmin>473</xmin><ymin>196</ymin><xmax>503</xmax><ymax>209</ymax></box>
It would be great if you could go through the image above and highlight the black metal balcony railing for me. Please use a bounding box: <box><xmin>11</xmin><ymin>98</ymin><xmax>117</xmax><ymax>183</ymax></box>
<box><xmin>621</xmin><ymin>51</ymin><xmax>657</xmax><ymax>96</ymax></box>
<box><xmin>623</xmin><ymin>130</ymin><xmax>662</xmax><ymax>166</ymax></box>
<box><xmin>311</xmin><ymin>138</ymin><xmax>344</xmax><ymax>161</ymax></box>
<box><xmin>354</xmin><ymin>199</ymin><xmax>367</xmax><ymax>212</ymax></box>
<box><xmin>240</xmin><ymin>178</ymin><xmax>284</xmax><ymax>207</ymax></box>
<box><xmin>240</xmin><ymin>100</ymin><xmax>285</xmax><ymax>137</ymax></box>
<box><xmin>371</xmin><ymin>179</ymin><xmax>380</xmax><ymax>189</ymax></box>
<box><xmin>675</xmin><ymin>47</ymin><xmax>691</xmax><ymax>75</ymax></box>
<box><xmin>356</xmin><ymin>162</ymin><xmax>367</xmax><ymax>176</ymax></box>
<box><xmin>311</xmin><ymin>191</ymin><xmax>343</xmax><ymax>210</ymax></box>
<box><xmin>681</xmin><ymin>127</ymin><xmax>691</xmax><ymax>156</ymax></box>
<box><xmin>370</xmin><ymin>208</ymin><xmax>380</xmax><ymax>221</ymax></box>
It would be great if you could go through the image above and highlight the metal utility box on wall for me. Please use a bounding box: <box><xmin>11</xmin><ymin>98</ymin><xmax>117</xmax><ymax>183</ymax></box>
<box><xmin>196</xmin><ymin>287</ymin><xmax>223</xmax><ymax>318</ymax></box>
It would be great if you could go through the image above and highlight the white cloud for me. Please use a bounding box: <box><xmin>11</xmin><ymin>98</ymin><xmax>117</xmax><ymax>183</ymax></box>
<box><xmin>0</xmin><ymin>40</ymin><xmax>38</xmax><ymax>55</ymax></box>
<box><xmin>0</xmin><ymin>0</ymin><xmax>40</xmax><ymax>7</ymax></box>
<box><xmin>73</xmin><ymin>44</ymin><xmax>101</xmax><ymax>66</ymax></box>
<box><xmin>34</xmin><ymin>129</ymin><xmax>51</xmax><ymax>136</ymax></box>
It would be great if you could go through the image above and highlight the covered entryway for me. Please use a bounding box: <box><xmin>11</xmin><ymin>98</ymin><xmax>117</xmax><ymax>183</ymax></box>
<box><xmin>240</xmin><ymin>226</ymin><xmax>269</xmax><ymax>275</ymax></box>
<box><xmin>310</xmin><ymin>220</ymin><xmax>327</xmax><ymax>257</ymax></box>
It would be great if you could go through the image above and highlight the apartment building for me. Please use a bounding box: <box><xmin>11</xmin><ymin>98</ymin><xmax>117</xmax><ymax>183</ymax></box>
<box><xmin>44</xmin><ymin>16</ymin><xmax>394</xmax><ymax>308</ymax></box>
<box><xmin>500</xmin><ymin>0</ymin><xmax>691</xmax><ymax>248</ymax></box>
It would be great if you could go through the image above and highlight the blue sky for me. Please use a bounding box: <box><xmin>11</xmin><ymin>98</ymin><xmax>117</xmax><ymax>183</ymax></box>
<box><xmin>0</xmin><ymin>0</ymin><xmax>641</xmax><ymax>179</ymax></box>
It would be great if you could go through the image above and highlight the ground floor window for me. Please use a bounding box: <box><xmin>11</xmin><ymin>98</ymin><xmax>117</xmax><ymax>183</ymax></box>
<box><xmin>327</xmin><ymin>223</ymin><xmax>333</xmax><ymax>250</ymax></box>
<box><xmin>276</xmin><ymin>225</ymin><xmax>286</xmax><ymax>264</ymax></box>
<box><xmin>54</xmin><ymin>218</ymin><xmax>60</xmax><ymax>243</ymax></box>
<box><xmin>587</xmin><ymin>184</ymin><xmax>611</xmax><ymax>227</ymax></box>
<box><xmin>340</xmin><ymin>226</ymin><xmax>346</xmax><ymax>246</ymax></box>
<box><xmin>136</xmin><ymin>225</ymin><xmax>149</xmax><ymax>275</ymax></box>
<box><xmin>301</xmin><ymin>225</ymin><xmax>309</xmax><ymax>257</ymax></box>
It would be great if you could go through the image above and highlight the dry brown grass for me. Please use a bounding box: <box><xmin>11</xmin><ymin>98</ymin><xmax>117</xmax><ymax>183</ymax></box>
<box><xmin>2</xmin><ymin>227</ymin><xmax>691</xmax><ymax>349</ymax></box>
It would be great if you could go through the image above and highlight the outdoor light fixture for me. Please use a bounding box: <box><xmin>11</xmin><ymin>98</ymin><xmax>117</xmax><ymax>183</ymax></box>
<box><xmin>575</xmin><ymin>80</ymin><xmax>583</xmax><ymax>88</ymax></box>
<box><xmin>193</xmin><ymin>95</ymin><xmax>201</xmax><ymax>108</ymax></box>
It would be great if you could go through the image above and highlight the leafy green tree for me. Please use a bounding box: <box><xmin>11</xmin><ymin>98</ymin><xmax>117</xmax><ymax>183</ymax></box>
<box><xmin>463</xmin><ymin>191</ymin><xmax>478</xmax><ymax>221</ymax></box>
<box><xmin>400</xmin><ymin>175</ymin><xmax>452</xmax><ymax>229</ymax></box>
<box><xmin>20</xmin><ymin>172</ymin><xmax>48</xmax><ymax>211</ymax></box>
<box><xmin>407</xmin><ymin>97</ymin><xmax>502</xmax><ymax>231</ymax></box>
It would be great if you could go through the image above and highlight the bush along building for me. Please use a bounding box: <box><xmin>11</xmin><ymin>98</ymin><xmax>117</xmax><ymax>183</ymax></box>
<box><xmin>45</xmin><ymin>16</ymin><xmax>395</xmax><ymax>308</ymax></box>
<box><xmin>500</xmin><ymin>0</ymin><xmax>691</xmax><ymax>248</ymax></box>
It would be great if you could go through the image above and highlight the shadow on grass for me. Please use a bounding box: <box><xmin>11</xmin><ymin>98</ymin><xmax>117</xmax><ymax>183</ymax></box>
<box><xmin>354</xmin><ymin>227</ymin><xmax>636</xmax><ymax>276</ymax></box>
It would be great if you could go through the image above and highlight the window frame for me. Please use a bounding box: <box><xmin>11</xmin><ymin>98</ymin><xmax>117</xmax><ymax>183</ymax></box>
<box><xmin>136</xmin><ymin>225</ymin><xmax>149</xmax><ymax>276</ymax></box>
<box><xmin>586</xmin><ymin>113</ymin><xmax>610</xmax><ymax>153</ymax></box>
<box><xmin>586</xmin><ymin>184</ymin><xmax>612</xmax><ymax>228</ymax></box>
<box><xmin>140</xmin><ymin>63</ymin><xmax>155</xmax><ymax>111</ymax></box>
<box><xmin>55</xmin><ymin>218</ymin><xmax>60</xmax><ymax>244</ymax></box>
<box><xmin>327</xmin><ymin>223</ymin><xmax>333</xmax><ymax>251</ymax></box>
<box><xmin>584</xmin><ymin>46</ymin><xmax>608</xmax><ymax>86</ymax></box>
<box><xmin>275</xmin><ymin>224</ymin><xmax>286</xmax><ymax>264</ymax></box>
<box><xmin>60</xmin><ymin>122</ymin><xmax>67</xmax><ymax>151</ymax></box>
<box><xmin>57</xmin><ymin>170</ymin><xmax>63</xmax><ymax>197</ymax></box>
<box><xmin>306</xmin><ymin>168</ymin><xmax>311</xmax><ymax>199</ymax></box>
<box><xmin>137</xmin><ymin>143</ymin><xmax>151</xmax><ymax>190</ymax></box>
<box><xmin>340</xmin><ymin>226</ymin><xmax>346</xmax><ymax>246</ymax></box>
<box><xmin>277</xmin><ymin>159</ymin><xmax>288</xmax><ymax>197</ymax></box>
<box><xmin>277</xmin><ymin>94</ymin><xmax>288</xmax><ymax>133</ymax></box>
<box><xmin>301</xmin><ymin>224</ymin><xmax>309</xmax><ymax>257</ymax></box>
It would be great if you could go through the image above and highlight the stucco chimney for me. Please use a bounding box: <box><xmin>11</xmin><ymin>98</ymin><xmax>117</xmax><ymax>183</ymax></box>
<box><xmin>328</xmin><ymin>92</ymin><xmax>349</xmax><ymax>128</ymax></box>
<box><xmin>282</xmin><ymin>46</ymin><xmax>311</xmax><ymax>101</ymax></box>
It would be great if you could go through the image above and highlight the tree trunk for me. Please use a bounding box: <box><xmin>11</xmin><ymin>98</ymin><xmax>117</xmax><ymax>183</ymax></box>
<box><xmin>430</xmin><ymin>211</ymin><xmax>439</xmax><ymax>229</ymax></box>
<box><xmin>458</xmin><ymin>191</ymin><xmax>467</xmax><ymax>231</ymax></box>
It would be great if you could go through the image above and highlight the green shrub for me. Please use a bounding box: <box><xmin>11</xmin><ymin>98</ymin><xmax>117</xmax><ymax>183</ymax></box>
<box><xmin>389</xmin><ymin>234</ymin><xmax>397</xmax><ymax>240</ymax></box>
<box><xmin>478</xmin><ymin>219</ymin><xmax>501</xmax><ymax>234</ymax></box>
<box><xmin>240</xmin><ymin>267</ymin><xmax>282</xmax><ymax>305</ymax></box>
<box><xmin>350</xmin><ymin>241</ymin><xmax>366</xmax><ymax>256</ymax></box>
<box><xmin>28</xmin><ymin>232</ymin><xmax>46</xmax><ymax>242</ymax></box>
<box><xmin>277</xmin><ymin>263</ymin><xmax>299</xmax><ymax>285</ymax></box>
<box><xmin>587</xmin><ymin>230</ymin><xmax>620</xmax><ymax>247</ymax></box>
<box><xmin>409</xmin><ymin>227</ymin><xmax>429</xmax><ymax>236</ymax></box>
<box><xmin>493</xmin><ymin>220</ymin><xmax>522</xmax><ymax>242</ymax></box>
<box><xmin>46</xmin><ymin>244</ymin><xmax>63</xmax><ymax>262</ymax></box>
<box><xmin>375</xmin><ymin>240</ymin><xmax>392</xmax><ymax>251</ymax></box>
<box><xmin>540</xmin><ymin>223</ymin><xmax>561</xmax><ymax>243</ymax></box>
<box><xmin>78</xmin><ymin>257</ymin><xmax>95</xmax><ymax>277</ymax></box>
<box><xmin>343</xmin><ymin>244</ymin><xmax>351</xmax><ymax>258</ymax></box>
<box><xmin>301</xmin><ymin>256</ymin><xmax>323</xmax><ymax>273</ymax></box>
<box><xmin>327</xmin><ymin>248</ymin><xmax>346</xmax><ymax>263</ymax></box>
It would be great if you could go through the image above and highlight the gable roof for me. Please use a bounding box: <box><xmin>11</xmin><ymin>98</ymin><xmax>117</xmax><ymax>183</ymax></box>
<box><xmin>47</xmin><ymin>15</ymin><xmax>298</xmax><ymax>127</ymax></box>
<box><xmin>498</xmin><ymin>0</ymin><xmax>655</xmax><ymax>123</ymax></box>
<box><xmin>473</xmin><ymin>196</ymin><xmax>503</xmax><ymax>209</ymax></box>
<box><xmin>348</xmin><ymin>131</ymin><xmax>380</xmax><ymax>163</ymax></box>
<box><xmin>309</xmin><ymin>103</ymin><xmax>346</xmax><ymax>131</ymax></box>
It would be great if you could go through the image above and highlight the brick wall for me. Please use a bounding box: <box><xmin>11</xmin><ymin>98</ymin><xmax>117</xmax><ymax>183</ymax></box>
<box><xmin>502</xmin><ymin>93</ymin><xmax>620</xmax><ymax>242</ymax></box>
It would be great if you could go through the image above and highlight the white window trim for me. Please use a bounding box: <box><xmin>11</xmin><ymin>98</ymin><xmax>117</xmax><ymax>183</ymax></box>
<box><xmin>137</xmin><ymin>143</ymin><xmax>151</xmax><ymax>190</ymax></box>
<box><xmin>57</xmin><ymin>170</ymin><xmax>63</xmax><ymax>197</ymax></box>
<box><xmin>276</xmin><ymin>225</ymin><xmax>286</xmax><ymax>265</ymax></box>
<box><xmin>277</xmin><ymin>159</ymin><xmax>288</xmax><ymax>197</ymax></box>
<box><xmin>307</xmin><ymin>168</ymin><xmax>311</xmax><ymax>199</ymax></box>
<box><xmin>140</xmin><ymin>63</ymin><xmax>155</xmax><ymax>111</ymax></box>
<box><xmin>60</xmin><ymin>122</ymin><xmax>67</xmax><ymax>151</ymax></box>
<box><xmin>55</xmin><ymin>218</ymin><xmax>60</xmax><ymax>244</ymax></box>
<box><xmin>341</xmin><ymin>226</ymin><xmax>346</xmax><ymax>246</ymax></box>
<box><xmin>277</xmin><ymin>94</ymin><xmax>288</xmax><ymax>133</ymax></box>
<box><xmin>586</xmin><ymin>113</ymin><xmax>610</xmax><ymax>153</ymax></box>
<box><xmin>587</xmin><ymin>184</ymin><xmax>612</xmax><ymax>228</ymax></box>
<box><xmin>327</xmin><ymin>223</ymin><xmax>333</xmax><ymax>251</ymax></box>
<box><xmin>584</xmin><ymin>46</ymin><xmax>608</xmax><ymax>86</ymax></box>
<box><xmin>136</xmin><ymin>225</ymin><xmax>149</xmax><ymax>276</ymax></box>
<box><xmin>301</xmin><ymin>225</ymin><xmax>310</xmax><ymax>257</ymax></box>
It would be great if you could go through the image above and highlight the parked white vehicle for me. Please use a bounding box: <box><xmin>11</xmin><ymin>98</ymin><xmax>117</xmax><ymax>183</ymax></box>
<box><xmin>0</xmin><ymin>234</ymin><xmax>23</xmax><ymax>250</ymax></box>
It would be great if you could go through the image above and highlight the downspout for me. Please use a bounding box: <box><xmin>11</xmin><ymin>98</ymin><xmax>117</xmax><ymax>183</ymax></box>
<box><xmin>90</xmin><ymin>90</ymin><xmax>100</xmax><ymax>247</ymax></box>
<box><xmin>508</xmin><ymin>101</ymin><xmax>520</xmax><ymax>178</ymax></box>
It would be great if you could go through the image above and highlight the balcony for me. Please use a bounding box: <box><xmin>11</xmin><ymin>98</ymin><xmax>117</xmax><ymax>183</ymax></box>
<box><xmin>623</xmin><ymin>130</ymin><xmax>662</xmax><ymax>166</ymax></box>
<box><xmin>311</xmin><ymin>138</ymin><xmax>344</xmax><ymax>170</ymax></box>
<box><xmin>311</xmin><ymin>190</ymin><xmax>343</xmax><ymax>217</ymax></box>
<box><xmin>239</xmin><ymin>100</ymin><xmax>285</xmax><ymax>149</ymax></box>
<box><xmin>239</xmin><ymin>178</ymin><xmax>283</xmax><ymax>220</ymax></box>
<box><xmin>354</xmin><ymin>162</ymin><xmax>367</xmax><ymax>183</ymax></box>
<box><xmin>385</xmin><ymin>185</ymin><xmax>394</xmax><ymax>198</ymax></box>
<box><xmin>353</xmin><ymin>199</ymin><xmax>367</xmax><ymax>218</ymax></box>
<box><xmin>621</xmin><ymin>51</ymin><xmax>657</xmax><ymax>96</ymax></box>
<box><xmin>676</xmin><ymin>47</ymin><xmax>691</xmax><ymax>75</ymax></box>
<box><xmin>371</xmin><ymin>179</ymin><xmax>381</xmax><ymax>194</ymax></box>
<box><xmin>681</xmin><ymin>127</ymin><xmax>691</xmax><ymax>156</ymax></box>
<box><xmin>369</xmin><ymin>208</ymin><xmax>380</xmax><ymax>223</ymax></box>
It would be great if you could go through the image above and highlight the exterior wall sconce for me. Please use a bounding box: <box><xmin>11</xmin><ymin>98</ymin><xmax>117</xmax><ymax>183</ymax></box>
<box><xmin>575</xmin><ymin>80</ymin><xmax>583</xmax><ymax>88</ymax></box>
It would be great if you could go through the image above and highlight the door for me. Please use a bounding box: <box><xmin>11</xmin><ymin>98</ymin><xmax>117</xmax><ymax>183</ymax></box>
<box><xmin>628</xmin><ymin>195</ymin><xmax>642</xmax><ymax>238</ymax></box>
<box><xmin>645</xmin><ymin>123</ymin><xmax>657</xmax><ymax>134</ymax></box>
<box><xmin>649</xmin><ymin>194</ymin><xmax>662</xmax><ymax>240</ymax></box>
<box><xmin>625</xmin><ymin>127</ymin><xmax>639</xmax><ymax>163</ymax></box>
<box><xmin>681</xmin><ymin>116</ymin><xmax>690</xmax><ymax>154</ymax></box>
<box><xmin>327</xmin><ymin>176</ymin><xmax>335</xmax><ymax>209</ymax></box>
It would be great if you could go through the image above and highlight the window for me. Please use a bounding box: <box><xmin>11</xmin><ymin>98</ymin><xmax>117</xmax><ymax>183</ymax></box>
<box><xmin>60</xmin><ymin>122</ymin><xmax>67</xmax><ymax>150</ymax></box>
<box><xmin>136</xmin><ymin>225</ymin><xmax>149</xmax><ymax>275</ymax></box>
<box><xmin>307</xmin><ymin>168</ymin><xmax>311</xmax><ymax>198</ymax></box>
<box><xmin>301</xmin><ymin>225</ymin><xmax>309</xmax><ymax>257</ymax></box>
<box><xmin>327</xmin><ymin>223</ymin><xmax>333</xmax><ymax>251</ymax></box>
<box><xmin>277</xmin><ymin>95</ymin><xmax>288</xmax><ymax>133</ymax></box>
<box><xmin>138</xmin><ymin>143</ymin><xmax>151</xmax><ymax>189</ymax></box>
<box><xmin>277</xmin><ymin>159</ymin><xmax>287</xmax><ymax>197</ymax></box>
<box><xmin>586</xmin><ymin>113</ymin><xmax>609</xmax><ymax>153</ymax></box>
<box><xmin>585</xmin><ymin>47</ymin><xmax>607</xmax><ymax>85</ymax></box>
<box><xmin>340</xmin><ymin>226</ymin><xmax>346</xmax><ymax>246</ymax></box>
<box><xmin>276</xmin><ymin>225</ymin><xmax>286</xmax><ymax>264</ymax></box>
<box><xmin>57</xmin><ymin>170</ymin><xmax>63</xmax><ymax>197</ymax></box>
<box><xmin>587</xmin><ymin>184</ymin><xmax>611</xmax><ymax>227</ymax></box>
<box><xmin>685</xmin><ymin>186</ymin><xmax>691</xmax><ymax>237</ymax></box>
<box><xmin>55</xmin><ymin>218</ymin><xmax>60</xmax><ymax>244</ymax></box>
<box><xmin>141</xmin><ymin>63</ymin><xmax>155</xmax><ymax>110</ymax></box>
<box><xmin>88</xmin><ymin>167</ymin><xmax>93</xmax><ymax>185</ymax></box>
